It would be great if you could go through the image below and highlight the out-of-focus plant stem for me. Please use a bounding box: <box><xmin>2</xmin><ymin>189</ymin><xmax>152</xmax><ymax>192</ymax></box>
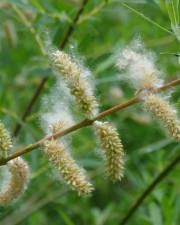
<box><xmin>12</xmin><ymin>4</ymin><xmax>46</xmax><ymax>55</ymax></box>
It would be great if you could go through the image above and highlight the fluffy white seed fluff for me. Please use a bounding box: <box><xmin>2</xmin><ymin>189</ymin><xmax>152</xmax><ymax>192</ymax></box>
<box><xmin>117</xmin><ymin>41</ymin><xmax>163</xmax><ymax>90</ymax></box>
<box><xmin>41</xmin><ymin>102</ymin><xmax>74</xmax><ymax>135</ymax></box>
<box><xmin>50</xmin><ymin>50</ymin><xmax>98</xmax><ymax>118</ymax></box>
<box><xmin>0</xmin><ymin>157</ymin><xmax>30</xmax><ymax>205</ymax></box>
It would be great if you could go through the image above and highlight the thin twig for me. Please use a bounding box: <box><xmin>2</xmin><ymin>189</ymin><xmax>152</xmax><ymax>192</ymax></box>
<box><xmin>78</xmin><ymin>0</ymin><xmax>108</xmax><ymax>24</ymax></box>
<box><xmin>1</xmin><ymin>78</ymin><xmax>179</xmax><ymax>166</ymax></box>
<box><xmin>13</xmin><ymin>77</ymin><xmax>48</xmax><ymax>136</ymax></box>
<box><xmin>13</xmin><ymin>0</ymin><xmax>89</xmax><ymax>137</ymax></box>
<box><xmin>119</xmin><ymin>153</ymin><xmax>180</xmax><ymax>225</ymax></box>
<box><xmin>60</xmin><ymin>0</ymin><xmax>89</xmax><ymax>49</ymax></box>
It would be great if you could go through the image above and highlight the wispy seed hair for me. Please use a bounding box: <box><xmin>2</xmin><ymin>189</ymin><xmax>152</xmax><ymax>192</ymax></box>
<box><xmin>0</xmin><ymin>157</ymin><xmax>30</xmax><ymax>205</ymax></box>
<box><xmin>0</xmin><ymin>121</ymin><xmax>13</xmax><ymax>159</ymax></box>
<box><xmin>144</xmin><ymin>94</ymin><xmax>180</xmax><ymax>141</ymax></box>
<box><xmin>40</xmin><ymin>102</ymin><xmax>74</xmax><ymax>135</ymax></box>
<box><xmin>44</xmin><ymin>140</ymin><xmax>94</xmax><ymax>195</ymax></box>
<box><xmin>117</xmin><ymin>41</ymin><xmax>163</xmax><ymax>90</ymax></box>
<box><xmin>50</xmin><ymin>50</ymin><xmax>98</xmax><ymax>118</ymax></box>
<box><xmin>94</xmin><ymin>121</ymin><xmax>125</xmax><ymax>182</ymax></box>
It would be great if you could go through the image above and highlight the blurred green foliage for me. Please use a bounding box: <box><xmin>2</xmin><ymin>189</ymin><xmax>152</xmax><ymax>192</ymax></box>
<box><xmin>0</xmin><ymin>0</ymin><xmax>179</xmax><ymax>225</ymax></box>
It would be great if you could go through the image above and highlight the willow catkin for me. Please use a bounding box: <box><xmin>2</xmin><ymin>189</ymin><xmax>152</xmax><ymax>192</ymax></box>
<box><xmin>0</xmin><ymin>121</ymin><xmax>12</xmax><ymax>159</ymax></box>
<box><xmin>144</xmin><ymin>94</ymin><xmax>180</xmax><ymax>141</ymax></box>
<box><xmin>44</xmin><ymin>140</ymin><xmax>94</xmax><ymax>195</ymax></box>
<box><xmin>117</xmin><ymin>42</ymin><xmax>163</xmax><ymax>90</ymax></box>
<box><xmin>49</xmin><ymin>120</ymin><xmax>67</xmax><ymax>134</ymax></box>
<box><xmin>94</xmin><ymin>121</ymin><xmax>125</xmax><ymax>182</ymax></box>
<box><xmin>0</xmin><ymin>157</ymin><xmax>30</xmax><ymax>205</ymax></box>
<box><xmin>51</xmin><ymin>50</ymin><xmax>98</xmax><ymax>118</ymax></box>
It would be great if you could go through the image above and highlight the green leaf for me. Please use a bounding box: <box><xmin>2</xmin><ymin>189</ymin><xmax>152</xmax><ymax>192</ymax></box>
<box><xmin>30</xmin><ymin>0</ymin><xmax>46</xmax><ymax>13</ymax></box>
<box><xmin>154</xmin><ymin>0</ymin><xmax>167</xmax><ymax>12</ymax></box>
<box><xmin>149</xmin><ymin>202</ymin><xmax>163</xmax><ymax>225</ymax></box>
<box><xmin>58</xmin><ymin>210</ymin><xmax>75</xmax><ymax>225</ymax></box>
<box><xmin>166</xmin><ymin>0</ymin><xmax>180</xmax><ymax>41</ymax></box>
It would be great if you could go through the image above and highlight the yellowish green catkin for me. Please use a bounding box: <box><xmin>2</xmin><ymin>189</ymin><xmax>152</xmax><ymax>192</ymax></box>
<box><xmin>51</xmin><ymin>50</ymin><xmax>98</xmax><ymax>118</ymax></box>
<box><xmin>49</xmin><ymin>120</ymin><xmax>67</xmax><ymax>134</ymax></box>
<box><xmin>144</xmin><ymin>94</ymin><xmax>180</xmax><ymax>141</ymax></box>
<box><xmin>0</xmin><ymin>121</ymin><xmax>12</xmax><ymax>159</ymax></box>
<box><xmin>0</xmin><ymin>157</ymin><xmax>30</xmax><ymax>205</ymax></box>
<box><xmin>94</xmin><ymin>121</ymin><xmax>125</xmax><ymax>182</ymax></box>
<box><xmin>44</xmin><ymin>140</ymin><xmax>94</xmax><ymax>195</ymax></box>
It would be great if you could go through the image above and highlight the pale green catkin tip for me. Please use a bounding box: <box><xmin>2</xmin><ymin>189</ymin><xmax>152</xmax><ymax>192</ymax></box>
<box><xmin>51</xmin><ymin>50</ymin><xmax>98</xmax><ymax>118</ymax></box>
<box><xmin>95</xmin><ymin>121</ymin><xmax>125</xmax><ymax>182</ymax></box>
<box><xmin>0</xmin><ymin>121</ymin><xmax>13</xmax><ymax>159</ymax></box>
<box><xmin>44</xmin><ymin>140</ymin><xmax>94</xmax><ymax>195</ymax></box>
<box><xmin>144</xmin><ymin>94</ymin><xmax>180</xmax><ymax>141</ymax></box>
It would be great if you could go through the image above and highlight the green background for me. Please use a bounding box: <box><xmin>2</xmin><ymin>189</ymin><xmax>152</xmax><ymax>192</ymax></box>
<box><xmin>0</xmin><ymin>0</ymin><xmax>180</xmax><ymax>225</ymax></box>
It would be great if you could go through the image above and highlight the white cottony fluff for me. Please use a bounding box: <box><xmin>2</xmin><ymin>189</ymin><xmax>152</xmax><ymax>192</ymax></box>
<box><xmin>0</xmin><ymin>157</ymin><xmax>30</xmax><ymax>205</ymax></box>
<box><xmin>41</xmin><ymin>102</ymin><xmax>74</xmax><ymax>135</ymax></box>
<box><xmin>117</xmin><ymin>40</ymin><xmax>163</xmax><ymax>90</ymax></box>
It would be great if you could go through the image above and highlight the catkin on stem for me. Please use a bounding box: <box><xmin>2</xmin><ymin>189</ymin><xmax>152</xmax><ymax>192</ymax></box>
<box><xmin>144</xmin><ymin>94</ymin><xmax>180</xmax><ymax>141</ymax></box>
<box><xmin>41</xmin><ymin>101</ymin><xmax>74</xmax><ymax>135</ymax></box>
<box><xmin>44</xmin><ymin>140</ymin><xmax>94</xmax><ymax>195</ymax></box>
<box><xmin>51</xmin><ymin>50</ymin><xmax>98</xmax><ymax>118</ymax></box>
<box><xmin>0</xmin><ymin>157</ymin><xmax>30</xmax><ymax>205</ymax></box>
<box><xmin>0</xmin><ymin>121</ymin><xmax>12</xmax><ymax>159</ymax></box>
<box><xmin>94</xmin><ymin>121</ymin><xmax>125</xmax><ymax>182</ymax></box>
<box><xmin>117</xmin><ymin>43</ymin><xmax>163</xmax><ymax>90</ymax></box>
<box><xmin>41</xmin><ymin>98</ymin><xmax>94</xmax><ymax>195</ymax></box>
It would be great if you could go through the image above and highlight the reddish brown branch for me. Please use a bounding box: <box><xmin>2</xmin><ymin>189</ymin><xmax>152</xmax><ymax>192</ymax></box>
<box><xmin>13</xmin><ymin>0</ymin><xmax>89</xmax><ymax>137</ymax></box>
<box><xmin>0</xmin><ymin>78</ymin><xmax>179</xmax><ymax>166</ymax></box>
